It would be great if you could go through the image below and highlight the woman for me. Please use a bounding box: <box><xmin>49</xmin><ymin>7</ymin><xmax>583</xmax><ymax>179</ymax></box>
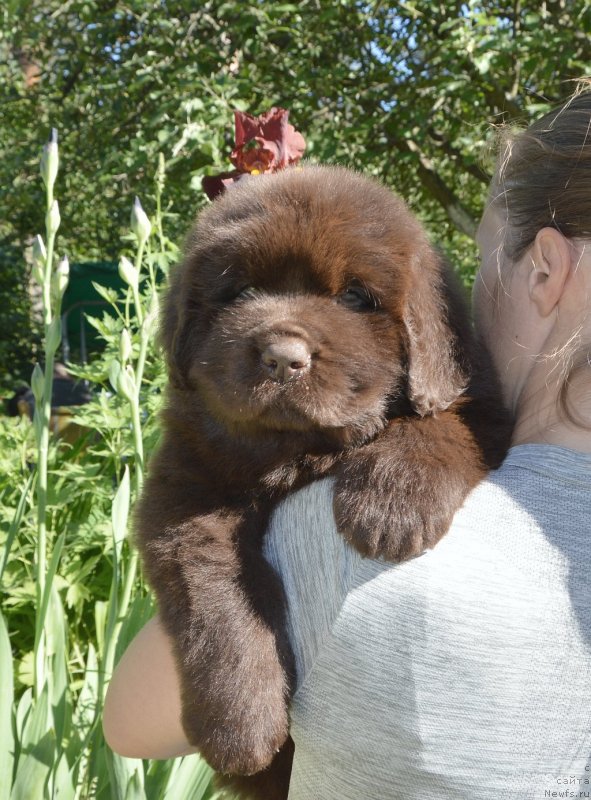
<box><xmin>103</xmin><ymin>90</ymin><xmax>591</xmax><ymax>798</ymax></box>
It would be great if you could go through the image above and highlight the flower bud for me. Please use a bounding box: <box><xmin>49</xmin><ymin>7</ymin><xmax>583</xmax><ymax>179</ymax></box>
<box><xmin>51</xmin><ymin>255</ymin><xmax>70</xmax><ymax>304</ymax></box>
<box><xmin>46</xmin><ymin>317</ymin><xmax>62</xmax><ymax>353</ymax></box>
<box><xmin>57</xmin><ymin>254</ymin><xmax>69</xmax><ymax>280</ymax></box>
<box><xmin>117</xmin><ymin>365</ymin><xmax>136</xmax><ymax>401</ymax></box>
<box><xmin>40</xmin><ymin>129</ymin><xmax>59</xmax><ymax>193</ymax></box>
<box><xmin>32</xmin><ymin>235</ymin><xmax>46</xmax><ymax>269</ymax></box>
<box><xmin>118</xmin><ymin>256</ymin><xmax>138</xmax><ymax>290</ymax></box>
<box><xmin>46</xmin><ymin>200</ymin><xmax>60</xmax><ymax>236</ymax></box>
<box><xmin>31</xmin><ymin>235</ymin><xmax>47</xmax><ymax>285</ymax></box>
<box><xmin>130</xmin><ymin>197</ymin><xmax>151</xmax><ymax>245</ymax></box>
<box><xmin>31</xmin><ymin>363</ymin><xmax>45</xmax><ymax>404</ymax></box>
<box><xmin>32</xmin><ymin>263</ymin><xmax>44</xmax><ymax>287</ymax></box>
<box><xmin>155</xmin><ymin>153</ymin><xmax>165</xmax><ymax>194</ymax></box>
<box><xmin>120</xmin><ymin>328</ymin><xmax>132</xmax><ymax>364</ymax></box>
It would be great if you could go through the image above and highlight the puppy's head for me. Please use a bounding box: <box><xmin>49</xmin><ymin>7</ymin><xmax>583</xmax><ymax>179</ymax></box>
<box><xmin>161</xmin><ymin>166</ymin><xmax>467</xmax><ymax>445</ymax></box>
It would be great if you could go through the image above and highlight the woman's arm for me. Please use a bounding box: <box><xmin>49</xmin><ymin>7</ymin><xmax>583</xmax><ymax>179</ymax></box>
<box><xmin>102</xmin><ymin>615</ymin><xmax>197</xmax><ymax>759</ymax></box>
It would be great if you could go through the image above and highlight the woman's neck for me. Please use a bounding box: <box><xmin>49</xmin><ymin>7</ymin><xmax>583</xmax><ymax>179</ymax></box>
<box><xmin>511</xmin><ymin>370</ymin><xmax>591</xmax><ymax>452</ymax></box>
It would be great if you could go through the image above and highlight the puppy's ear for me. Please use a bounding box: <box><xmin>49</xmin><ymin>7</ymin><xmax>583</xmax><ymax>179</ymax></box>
<box><xmin>403</xmin><ymin>247</ymin><xmax>469</xmax><ymax>416</ymax></box>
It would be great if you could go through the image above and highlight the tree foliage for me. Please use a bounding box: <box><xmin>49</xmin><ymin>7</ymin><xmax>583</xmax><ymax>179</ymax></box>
<box><xmin>1</xmin><ymin>0</ymin><xmax>590</xmax><ymax>381</ymax></box>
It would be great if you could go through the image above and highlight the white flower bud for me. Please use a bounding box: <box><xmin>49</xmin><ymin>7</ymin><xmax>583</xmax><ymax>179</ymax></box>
<box><xmin>51</xmin><ymin>255</ymin><xmax>70</xmax><ymax>304</ymax></box>
<box><xmin>31</xmin><ymin>236</ymin><xmax>47</xmax><ymax>285</ymax></box>
<box><xmin>130</xmin><ymin>197</ymin><xmax>151</xmax><ymax>245</ymax></box>
<box><xmin>46</xmin><ymin>317</ymin><xmax>62</xmax><ymax>353</ymax></box>
<box><xmin>120</xmin><ymin>328</ymin><xmax>132</xmax><ymax>364</ymax></box>
<box><xmin>57</xmin><ymin>254</ymin><xmax>69</xmax><ymax>281</ymax></box>
<box><xmin>46</xmin><ymin>200</ymin><xmax>60</xmax><ymax>236</ymax></box>
<box><xmin>40</xmin><ymin>129</ymin><xmax>59</xmax><ymax>193</ymax></box>
<box><xmin>117</xmin><ymin>365</ymin><xmax>136</xmax><ymax>401</ymax></box>
<box><xmin>31</xmin><ymin>363</ymin><xmax>45</xmax><ymax>404</ymax></box>
<box><xmin>32</xmin><ymin>235</ymin><xmax>46</xmax><ymax>269</ymax></box>
<box><xmin>32</xmin><ymin>262</ymin><xmax>44</xmax><ymax>287</ymax></box>
<box><xmin>155</xmin><ymin>153</ymin><xmax>165</xmax><ymax>194</ymax></box>
<box><xmin>118</xmin><ymin>256</ymin><xmax>138</xmax><ymax>290</ymax></box>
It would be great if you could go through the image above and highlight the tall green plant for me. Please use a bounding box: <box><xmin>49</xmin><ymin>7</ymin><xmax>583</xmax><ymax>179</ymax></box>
<box><xmin>0</xmin><ymin>135</ymin><xmax>220</xmax><ymax>799</ymax></box>
<box><xmin>31</xmin><ymin>129</ymin><xmax>67</xmax><ymax>698</ymax></box>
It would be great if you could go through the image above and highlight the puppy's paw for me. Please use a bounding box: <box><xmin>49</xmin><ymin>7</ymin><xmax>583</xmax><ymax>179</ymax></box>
<box><xmin>180</xmin><ymin>632</ymin><xmax>294</xmax><ymax>776</ymax></box>
<box><xmin>333</xmin><ymin>438</ymin><xmax>464</xmax><ymax>562</ymax></box>
<box><xmin>184</xmin><ymin>699</ymin><xmax>290</xmax><ymax>775</ymax></box>
<box><xmin>334</xmin><ymin>467</ymin><xmax>432</xmax><ymax>562</ymax></box>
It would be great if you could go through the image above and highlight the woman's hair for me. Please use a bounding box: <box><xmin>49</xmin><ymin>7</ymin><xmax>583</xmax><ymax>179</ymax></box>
<box><xmin>492</xmin><ymin>86</ymin><xmax>591</xmax><ymax>260</ymax></box>
<box><xmin>490</xmin><ymin>84</ymin><xmax>591</xmax><ymax>425</ymax></box>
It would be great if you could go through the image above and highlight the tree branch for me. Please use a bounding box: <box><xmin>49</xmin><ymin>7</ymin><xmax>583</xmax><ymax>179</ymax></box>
<box><xmin>388</xmin><ymin>134</ymin><xmax>478</xmax><ymax>238</ymax></box>
<box><xmin>460</xmin><ymin>57</ymin><xmax>523</xmax><ymax>120</ymax></box>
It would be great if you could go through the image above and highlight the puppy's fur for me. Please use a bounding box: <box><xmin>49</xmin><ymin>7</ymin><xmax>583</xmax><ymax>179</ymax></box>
<box><xmin>136</xmin><ymin>166</ymin><xmax>510</xmax><ymax>799</ymax></box>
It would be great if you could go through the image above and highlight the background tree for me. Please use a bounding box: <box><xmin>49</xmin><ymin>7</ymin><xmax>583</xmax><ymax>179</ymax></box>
<box><xmin>1</xmin><ymin>0</ymin><xmax>589</xmax><ymax>384</ymax></box>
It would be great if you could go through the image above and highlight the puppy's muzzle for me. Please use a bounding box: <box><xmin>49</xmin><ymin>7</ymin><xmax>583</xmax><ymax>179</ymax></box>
<box><xmin>261</xmin><ymin>337</ymin><xmax>311</xmax><ymax>383</ymax></box>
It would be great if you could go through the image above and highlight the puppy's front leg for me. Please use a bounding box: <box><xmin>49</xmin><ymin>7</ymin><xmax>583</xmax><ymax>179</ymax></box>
<box><xmin>333</xmin><ymin>409</ymin><xmax>487</xmax><ymax>562</ymax></box>
<box><xmin>136</xmin><ymin>495</ymin><xmax>295</xmax><ymax>776</ymax></box>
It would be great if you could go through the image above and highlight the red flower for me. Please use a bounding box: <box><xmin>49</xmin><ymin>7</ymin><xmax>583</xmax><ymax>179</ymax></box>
<box><xmin>202</xmin><ymin>107</ymin><xmax>306</xmax><ymax>200</ymax></box>
<box><xmin>231</xmin><ymin>107</ymin><xmax>306</xmax><ymax>173</ymax></box>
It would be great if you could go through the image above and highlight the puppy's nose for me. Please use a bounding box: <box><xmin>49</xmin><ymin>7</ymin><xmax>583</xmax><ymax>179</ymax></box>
<box><xmin>261</xmin><ymin>338</ymin><xmax>311</xmax><ymax>382</ymax></box>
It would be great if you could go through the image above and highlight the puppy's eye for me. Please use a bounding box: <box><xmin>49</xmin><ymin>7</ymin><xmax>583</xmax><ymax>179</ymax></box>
<box><xmin>214</xmin><ymin>286</ymin><xmax>260</xmax><ymax>306</ymax></box>
<box><xmin>338</xmin><ymin>285</ymin><xmax>378</xmax><ymax>311</ymax></box>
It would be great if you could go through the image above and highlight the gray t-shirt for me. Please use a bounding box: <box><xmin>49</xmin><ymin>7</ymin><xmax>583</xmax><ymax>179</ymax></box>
<box><xmin>264</xmin><ymin>444</ymin><xmax>591</xmax><ymax>800</ymax></box>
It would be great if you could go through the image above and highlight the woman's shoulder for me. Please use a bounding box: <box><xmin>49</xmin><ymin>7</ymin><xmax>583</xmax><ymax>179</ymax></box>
<box><xmin>265</xmin><ymin>443</ymin><xmax>591</xmax><ymax>578</ymax></box>
<box><xmin>264</xmin><ymin>478</ymin><xmax>356</xmax><ymax>686</ymax></box>
<box><xmin>263</xmin><ymin>444</ymin><xmax>591</xmax><ymax>688</ymax></box>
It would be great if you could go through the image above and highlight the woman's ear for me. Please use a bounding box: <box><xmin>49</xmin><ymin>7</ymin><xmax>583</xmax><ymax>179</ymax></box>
<box><xmin>528</xmin><ymin>227</ymin><xmax>572</xmax><ymax>317</ymax></box>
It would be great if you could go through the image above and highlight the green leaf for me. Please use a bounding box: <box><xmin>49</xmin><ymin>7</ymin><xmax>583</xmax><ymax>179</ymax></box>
<box><xmin>52</xmin><ymin>753</ymin><xmax>75</xmax><ymax>800</ymax></box>
<box><xmin>114</xmin><ymin>593</ymin><xmax>154</xmax><ymax>666</ymax></box>
<box><xmin>95</xmin><ymin>602</ymin><xmax>108</xmax><ymax>661</ymax></box>
<box><xmin>0</xmin><ymin>471</ymin><xmax>34</xmax><ymax>588</ymax></box>
<box><xmin>16</xmin><ymin>651</ymin><xmax>34</xmax><ymax>690</ymax></box>
<box><xmin>105</xmin><ymin>749</ymin><xmax>145</xmax><ymax>800</ymax></box>
<box><xmin>14</xmin><ymin>689</ymin><xmax>32</xmax><ymax>745</ymax></box>
<box><xmin>162</xmin><ymin>756</ymin><xmax>214</xmax><ymax>800</ymax></box>
<box><xmin>46</xmin><ymin>587</ymin><xmax>70</xmax><ymax>749</ymax></box>
<box><xmin>86</xmin><ymin>313</ymin><xmax>120</xmax><ymax>342</ymax></box>
<box><xmin>125</xmin><ymin>768</ymin><xmax>146</xmax><ymax>800</ymax></box>
<box><xmin>112</xmin><ymin>467</ymin><xmax>130</xmax><ymax>562</ymax></box>
<box><xmin>11</xmin><ymin>683</ymin><xmax>55</xmax><ymax>800</ymax></box>
<box><xmin>0</xmin><ymin>610</ymin><xmax>15</xmax><ymax>800</ymax></box>
<box><xmin>91</xmin><ymin>281</ymin><xmax>120</xmax><ymax>307</ymax></box>
<box><xmin>473</xmin><ymin>51</ymin><xmax>494</xmax><ymax>75</ymax></box>
<box><xmin>34</xmin><ymin>533</ymin><xmax>65</xmax><ymax>658</ymax></box>
<box><xmin>71</xmin><ymin>643</ymin><xmax>98</xmax><ymax>745</ymax></box>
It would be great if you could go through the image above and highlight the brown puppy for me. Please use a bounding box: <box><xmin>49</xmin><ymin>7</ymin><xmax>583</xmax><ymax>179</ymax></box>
<box><xmin>135</xmin><ymin>165</ymin><xmax>510</xmax><ymax>799</ymax></box>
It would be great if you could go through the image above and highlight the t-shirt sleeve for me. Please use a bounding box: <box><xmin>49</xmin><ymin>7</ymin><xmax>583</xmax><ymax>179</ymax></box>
<box><xmin>263</xmin><ymin>477</ymin><xmax>359</xmax><ymax>693</ymax></box>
